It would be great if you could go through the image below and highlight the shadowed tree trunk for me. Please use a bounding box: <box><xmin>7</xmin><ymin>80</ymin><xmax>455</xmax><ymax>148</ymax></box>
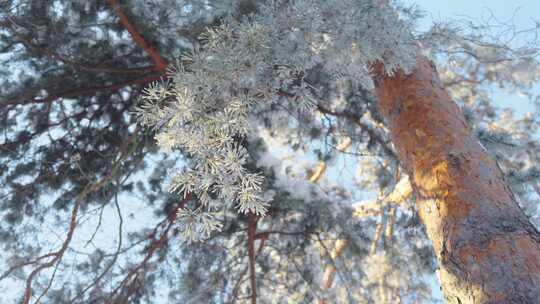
<box><xmin>373</xmin><ymin>56</ymin><xmax>540</xmax><ymax>304</ymax></box>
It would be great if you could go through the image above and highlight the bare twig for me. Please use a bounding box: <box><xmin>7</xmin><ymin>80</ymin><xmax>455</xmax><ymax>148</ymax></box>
<box><xmin>0</xmin><ymin>254</ymin><xmax>54</xmax><ymax>282</ymax></box>
<box><xmin>70</xmin><ymin>191</ymin><xmax>125</xmax><ymax>302</ymax></box>
<box><xmin>84</xmin><ymin>205</ymin><xmax>106</xmax><ymax>248</ymax></box>
<box><xmin>21</xmin><ymin>136</ymin><xmax>137</xmax><ymax>304</ymax></box>
<box><xmin>33</xmin><ymin>258</ymin><xmax>61</xmax><ymax>304</ymax></box>
<box><xmin>23</xmin><ymin>183</ymin><xmax>97</xmax><ymax>303</ymax></box>
<box><xmin>105</xmin><ymin>195</ymin><xmax>191</xmax><ymax>303</ymax></box>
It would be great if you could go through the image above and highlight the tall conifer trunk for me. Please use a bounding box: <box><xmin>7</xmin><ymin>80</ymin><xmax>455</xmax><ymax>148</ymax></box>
<box><xmin>373</xmin><ymin>56</ymin><xmax>540</xmax><ymax>303</ymax></box>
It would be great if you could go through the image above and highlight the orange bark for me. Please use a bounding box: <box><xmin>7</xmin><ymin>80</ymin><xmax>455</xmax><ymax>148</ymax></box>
<box><xmin>373</xmin><ymin>56</ymin><xmax>540</xmax><ymax>303</ymax></box>
<box><xmin>106</xmin><ymin>0</ymin><xmax>168</xmax><ymax>72</ymax></box>
<box><xmin>247</xmin><ymin>213</ymin><xmax>259</xmax><ymax>304</ymax></box>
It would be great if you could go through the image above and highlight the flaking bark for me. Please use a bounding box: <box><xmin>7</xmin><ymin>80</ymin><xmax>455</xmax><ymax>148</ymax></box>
<box><xmin>373</xmin><ymin>56</ymin><xmax>540</xmax><ymax>304</ymax></box>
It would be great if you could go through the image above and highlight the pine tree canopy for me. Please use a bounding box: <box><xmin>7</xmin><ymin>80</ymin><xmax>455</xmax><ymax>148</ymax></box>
<box><xmin>1</xmin><ymin>1</ymin><xmax>539</xmax><ymax>303</ymax></box>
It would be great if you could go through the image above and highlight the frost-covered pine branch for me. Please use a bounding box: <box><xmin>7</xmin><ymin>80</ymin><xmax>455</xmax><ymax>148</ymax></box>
<box><xmin>135</xmin><ymin>0</ymin><xmax>417</xmax><ymax>242</ymax></box>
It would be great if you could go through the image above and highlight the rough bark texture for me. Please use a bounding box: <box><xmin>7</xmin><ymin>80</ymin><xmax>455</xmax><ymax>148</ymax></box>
<box><xmin>373</xmin><ymin>56</ymin><xmax>540</xmax><ymax>304</ymax></box>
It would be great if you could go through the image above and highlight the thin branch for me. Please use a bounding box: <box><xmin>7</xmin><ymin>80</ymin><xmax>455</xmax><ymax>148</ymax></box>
<box><xmin>369</xmin><ymin>215</ymin><xmax>385</xmax><ymax>255</ymax></box>
<box><xmin>21</xmin><ymin>135</ymin><xmax>137</xmax><ymax>304</ymax></box>
<box><xmin>321</xmin><ymin>238</ymin><xmax>348</xmax><ymax>290</ymax></box>
<box><xmin>23</xmin><ymin>183</ymin><xmax>93</xmax><ymax>304</ymax></box>
<box><xmin>309</xmin><ymin>162</ymin><xmax>327</xmax><ymax>183</ymax></box>
<box><xmin>352</xmin><ymin>175</ymin><xmax>412</xmax><ymax>218</ymax></box>
<box><xmin>33</xmin><ymin>258</ymin><xmax>61</xmax><ymax>304</ymax></box>
<box><xmin>0</xmin><ymin>253</ymin><xmax>54</xmax><ymax>282</ymax></box>
<box><xmin>229</xmin><ymin>266</ymin><xmax>249</xmax><ymax>304</ymax></box>
<box><xmin>316</xmin><ymin>105</ymin><xmax>396</xmax><ymax>158</ymax></box>
<box><xmin>41</xmin><ymin>51</ymin><xmax>153</xmax><ymax>75</ymax></box>
<box><xmin>4</xmin><ymin>75</ymin><xmax>161</xmax><ymax>107</ymax></box>
<box><xmin>70</xmin><ymin>189</ymin><xmax>125</xmax><ymax>302</ymax></box>
<box><xmin>383</xmin><ymin>206</ymin><xmax>397</xmax><ymax>248</ymax></box>
<box><xmin>310</xmin><ymin>137</ymin><xmax>352</xmax><ymax>183</ymax></box>
<box><xmin>105</xmin><ymin>195</ymin><xmax>191</xmax><ymax>303</ymax></box>
<box><xmin>106</xmin><ymin>0</ymin><xmax>168</xmax><ymax>72</ymax></box>
<box><xmin>255</xmin><ymin>230</ymin><xmax>315</xmax><ymax>239</ymax></box>
<box><xmin>84</xmin><ymin>205</ymin><xmax>106</xmax><ymax>248</ymax></box>
<box><xmin>2</xmin><ymin>17</ymin><xmax>153</xmax><ymax>75</ymax></box>
<box><xmin>247</xmin><ymin>213</ymin><xmax>258</xmax><ymax>304</ymax></box>
<box><xmin>319</xmin><ymin>175</ymin><xmax>413</xmax><ymax>303</ymax></box>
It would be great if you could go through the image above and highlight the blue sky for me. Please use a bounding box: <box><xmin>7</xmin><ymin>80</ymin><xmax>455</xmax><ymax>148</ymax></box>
<box><xmin>406</xmin><ymin>0</ymin><xmax>540</xmax><ymax>116</ymax></box>
<box><xmin>408</xmin><ymin>0</ymin><xmax>539</xmax><ymax>30</ymax></box>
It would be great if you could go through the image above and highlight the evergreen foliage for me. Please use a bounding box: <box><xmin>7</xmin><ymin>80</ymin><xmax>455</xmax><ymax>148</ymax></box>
<box><xmin>1</xmin><ymin>0</ymin><xmax>539</xmax><ymax>303</ymax></box>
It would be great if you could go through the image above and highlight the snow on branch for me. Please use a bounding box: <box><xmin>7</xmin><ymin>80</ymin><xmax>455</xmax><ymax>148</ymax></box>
<box><xmin>135</xmin><ymin>0</ymin><xmax>416</xmax><ymax>242</ymax></box>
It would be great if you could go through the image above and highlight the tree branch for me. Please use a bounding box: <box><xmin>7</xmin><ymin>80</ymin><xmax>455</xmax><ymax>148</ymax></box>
<box><xmin>105</xmin><ymin>194</ymin><xmax>191</xmax><ymax>303</ymax></box>
<box><xmin>4</xmin><ymin>74</ymin><xmax>161</xmax><ymax>107</ymax></box>
<box><xmin>2</xmin><ymin>17</ymin><xmax>154</xmax><ymax>76</ymax></box>
<box><xmin>70</xmin><ymin>192</ymin><xmax>125</xmax><ymax>302</ymax></box>
<box><xmin>247</xmin><ymin>213</ymin><xmax>258</xmax><ymax>304</ymax></box>
<box><xmin>21</xmin><ymin>135</ymin><xmax>137</xmax><ymax>304</ymax></box>
<box><xmin>316</xmin><ymin>104</ymin><xmax>396</xmax><ymax>158</ymax></box>
<box><xmin>352</xmin><ymin>176</ymin><xmax>412</xmax><ymax>218</ymax></box>
<box><xmin>106</xmin><ymin>0</ymin><xmax>168</xmax><ymax>72</ymax></box>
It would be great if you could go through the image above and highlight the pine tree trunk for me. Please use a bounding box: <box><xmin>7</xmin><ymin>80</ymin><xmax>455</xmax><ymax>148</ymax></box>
<box><xmin>373</xmin><ymin>56</ymin><xmax>540</xmax><ymax>304</ymax></box>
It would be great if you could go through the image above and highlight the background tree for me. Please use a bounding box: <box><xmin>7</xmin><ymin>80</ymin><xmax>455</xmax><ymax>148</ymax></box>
<box><xmin>1</xmin><ymin>0</ymin><xmax>539</xmax><ymax>303</ymax></box>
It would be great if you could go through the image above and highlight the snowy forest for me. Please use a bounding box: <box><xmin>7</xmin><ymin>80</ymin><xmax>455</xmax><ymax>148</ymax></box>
<box><xmin>1</xmin><ymin>0</ymin><xmax>540</xmax><ymax>303</ymax></box>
